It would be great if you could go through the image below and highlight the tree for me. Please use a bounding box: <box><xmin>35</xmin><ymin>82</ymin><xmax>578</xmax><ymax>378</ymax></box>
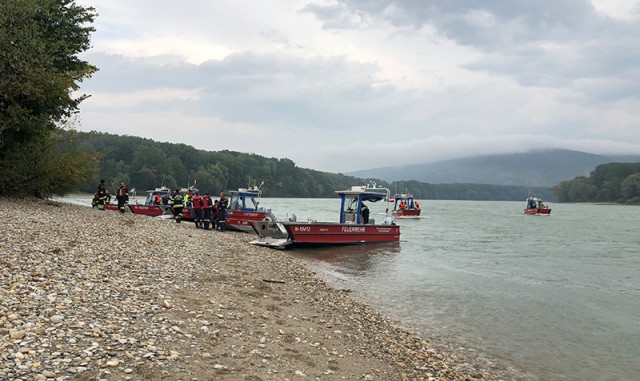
<box><xmin>621</xmin><ymin>173</ymin><xmax>640</xmax><ymax>203</ymax></box>
<box><xmin>0</xmin><ymin>0</ymin><xmax>98</xmax><ymax>197</ymax></box>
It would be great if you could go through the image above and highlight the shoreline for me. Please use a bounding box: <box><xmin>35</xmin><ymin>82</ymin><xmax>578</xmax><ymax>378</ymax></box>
<box><xmin>1</xmin><ymin>198</ymin><xmax>527</xmax><ymax>380</ymax></box>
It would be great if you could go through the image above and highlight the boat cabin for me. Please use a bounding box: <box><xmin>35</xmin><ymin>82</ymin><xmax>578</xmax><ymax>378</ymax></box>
<box><xmin>337</xmin><ymin>185</ymin><xmax>391</xmax><ymax>225</ymax></box>
<box><xmin>526</xmin><ymin>196</ymin><xmax>546</xmax><ymax>210</ymax></box>
<box><xmin>392</xmin><ymin>193</ymin><xmax>418</xmax><ymax>210</ymax></box>
<box><xmin>228</xmin><ymin>186</ymin><xmax>263</xmax><ymax>211</ymax></box>
<box><xmin>144</xmin><ymin>186</ymin><xmax>171</xmax><ymax>205</ymax></box>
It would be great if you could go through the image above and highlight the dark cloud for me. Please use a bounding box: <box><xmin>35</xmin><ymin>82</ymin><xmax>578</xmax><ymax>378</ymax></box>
<box><xmin>300</xmin><ymin>0</ymin><xmax>640</xmax><ymax>101</ymax></box>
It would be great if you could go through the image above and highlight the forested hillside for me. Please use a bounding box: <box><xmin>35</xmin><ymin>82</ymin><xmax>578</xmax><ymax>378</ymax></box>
<box><xmin>347</xmin><ymin>149</ymin><xmax>640</xmax><ymax>187</ymax></box>
<box><xmin>75</xmin><ymin>132</ymin><xmax>358</xmax><ymax>197</ymax></box>
<box><xmin>73</xmin><ymin>132</ymin><xmax>554</xmax><ymax>201</ymax></box>
<box><xmin>552</xmin><ymin>163</ymin><xmax>640</xmax><ymax>204</ymax></box>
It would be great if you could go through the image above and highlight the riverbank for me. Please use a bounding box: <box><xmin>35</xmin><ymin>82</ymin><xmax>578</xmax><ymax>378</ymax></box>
<box><xmin>1</xmin><ymin>198</ymin><xmax>525</xmax><ymax>380</ymax></box>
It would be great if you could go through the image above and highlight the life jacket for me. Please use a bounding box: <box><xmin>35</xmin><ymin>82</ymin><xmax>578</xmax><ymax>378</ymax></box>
<box><xmin>171</xmin><ymin>194</ymin><xmax>184</xmax><ymax>208</ymax></box>
<box><xmin>203</xmin><ymin>195</ymin><xmax>212</xmax><ymax>208</ymax></box>
<box><xmin>153</xmin><ymin>194</ymin><xmax>161</xmax><ymax>204</ymax></box>
<box><xmin>192</xmin><ymin>195</ymin><xmax>203</xmax><ymax>208</ymax></box>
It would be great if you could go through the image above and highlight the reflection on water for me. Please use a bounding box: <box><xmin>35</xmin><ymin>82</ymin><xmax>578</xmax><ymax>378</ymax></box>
<box><xmin>295</xmin><ymin>242</ymin><xmax>400</xmax><ymax>266</ymax></box>
<box><xmin>291</xmin><ymin>243</ymin><xmax>401</xmax><ymax>286</ymax></box>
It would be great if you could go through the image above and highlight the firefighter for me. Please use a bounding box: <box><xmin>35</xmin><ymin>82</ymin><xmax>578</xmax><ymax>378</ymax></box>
<box><xmin>116</xmin><ymin>182</ymin><xmax>129</xmax><ymax>213</ymax></box>
<box><xmin>202</xmin><ymin>192</ymin><xmax>213</xmax><ymax>230</ymax></box>
<box><xmin>217</xmin><ymin>192</ymin><xmax>228</xmax><ymax>231</ymax></box>
<box><xmin>191</xmin><ymin>191</ymin><xmax>204</xmax><ymax>228</ymax></box>
<box><xmin>211</xmin><ymin>199</ymin><xmax>219</xmax><ymax>230</ymax></box>
<box><xmin>361</xmin><ymin>203</ymin><xmax>370</xmax><ymax>224</ymax></box>
<box><xmin>96</xmin><ymin>179</ymin><xmax>107</xmax><ymax>210</ymax></box>
<box><xmin>170</xmin><ymin>189</ymin><xmax>184</xmax><ymax>223</ymax></box>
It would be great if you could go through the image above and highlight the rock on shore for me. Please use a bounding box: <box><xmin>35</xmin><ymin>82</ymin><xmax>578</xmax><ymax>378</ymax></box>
<box><xmin>0</xmin><ymin>198</ymin><xmax>525</xmax><ymax>380</ymax></box>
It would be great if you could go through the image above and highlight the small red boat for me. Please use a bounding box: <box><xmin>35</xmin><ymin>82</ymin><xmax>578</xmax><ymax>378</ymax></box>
<box><xmin>126</xmin><ymin>186</ymin><xmax>175</xmax><ymax>218</ymax></box>
<box><xmin>223</xmin><ymin>184</ymin><xmax>275</xmax><ymax>232</ymax></box>
<box><xmin>101</xmin><ymin>185</ymin><xmax>196</xmax><ymax>220</ymax></box>
<box><xmin>249</xmin><ymin>183</ymin><xmax>400</xmax><ymax>249</ymax></box>
<box><xmin>391</xmin><ymin>193</ymin><xmax>422</xmax><ymax>218</ymax></box>
<box><xmin>524</xmin><ymin>196</ymin><xmax>551</xmax><ymax>215</ymax></box>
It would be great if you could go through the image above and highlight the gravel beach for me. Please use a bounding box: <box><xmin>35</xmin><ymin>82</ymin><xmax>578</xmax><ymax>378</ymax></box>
<box><xmin>1</xmin><ymin>198</ymin><xmax>526</xmax><ymax>380</ymax></box>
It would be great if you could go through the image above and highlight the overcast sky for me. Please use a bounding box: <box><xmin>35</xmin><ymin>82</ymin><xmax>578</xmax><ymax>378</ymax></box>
<box><xmin>74</xmin><ymin>0</ymin><xmax>640</xmax><ymax>173</ymax></box>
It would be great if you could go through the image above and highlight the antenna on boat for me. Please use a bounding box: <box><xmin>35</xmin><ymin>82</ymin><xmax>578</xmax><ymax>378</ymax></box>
<box><xmin>256</xmin><ymin>180</ymin><xmax>265</xmax><ymax>207</ymax></box>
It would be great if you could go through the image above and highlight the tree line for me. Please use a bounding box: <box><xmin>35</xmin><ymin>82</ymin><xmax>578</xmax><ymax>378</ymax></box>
<box><xmin>553</xmin><ymin>162</ymin><xmax>640</xmax><ymax>204</ymax></box>
<box><xmin>68</xmin><ymin>131</ymin><xmax>554</xmax><ymax>201</ymax></box>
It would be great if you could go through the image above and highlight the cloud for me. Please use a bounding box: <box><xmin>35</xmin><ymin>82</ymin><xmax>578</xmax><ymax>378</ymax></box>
<box><xmin>73</xmin><ymin>0</ymin><xmax>640</xmax><ymax>173</ymax></box>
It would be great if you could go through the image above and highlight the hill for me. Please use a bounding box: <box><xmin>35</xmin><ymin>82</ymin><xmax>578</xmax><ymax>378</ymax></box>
<box><xmin>346</xmin><ymin>149</ymin><xmax>640</xmax><ymax>187</ymax></box>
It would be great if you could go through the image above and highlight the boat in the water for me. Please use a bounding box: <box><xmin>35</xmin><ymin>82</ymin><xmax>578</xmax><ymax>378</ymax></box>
<box><xmin>223</xmin><ymin>185</ymin><xmax>275</xmax><ymax>232</ymax></box>
<box><xmin>391</xmin><ymin>192</ymin><xmax>421</xmax><ymax>218</ymax></box>
<box><xmin>249</xmin><ymin>183</ymin><xmax>400</xmax><ymax>249</ymax></box>
<box><xmin>524</xmin><ymin>196</ymin><xmax>551</xmax><ymax>215</ymax></box>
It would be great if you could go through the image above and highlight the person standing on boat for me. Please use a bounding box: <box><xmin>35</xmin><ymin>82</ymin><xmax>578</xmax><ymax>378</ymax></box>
<box><xmin>191</xmin><ymin>192</ymin><xmax>204</xmax><ymax>228</ymax></box>
<box><xmin>361</xmin><ymin>203</ymin><xmax>370</xmax><ymax>224</ymax></box>
<box><xmin>170</xmin><ymin>189</ymin><xmax>184</xmax><ymax>223</ymax></box>
<box><xmin>202</xmin><ymin>192</ymin><xmax>213</xmax><ymax>230</ymax></box>
<box><xmin>116</xmin><ymin>182</ymin><xmax>129</xmax><ymax>213</ymax></box>
<box><xmin>96</xmin><ymin>179</ymin><xmax>107</xmax><ymax>211</ymax></box>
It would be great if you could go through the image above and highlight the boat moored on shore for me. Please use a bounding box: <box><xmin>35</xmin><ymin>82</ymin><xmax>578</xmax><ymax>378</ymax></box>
<box><xmin>249</xmin><ymin>183</ymin><xmax>400</xmax><ymax>249</ymax></box>
<box><xmin>223</xmin><ymin>184</ymin><xmax>275</xmax><ymax>232</ymax></box>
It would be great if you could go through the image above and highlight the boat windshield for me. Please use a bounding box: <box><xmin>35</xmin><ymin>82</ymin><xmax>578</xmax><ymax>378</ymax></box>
<box><xmin>229</xmin><ymin>192</ymin><xmax>260</xmax><ymax>211</ymax></box>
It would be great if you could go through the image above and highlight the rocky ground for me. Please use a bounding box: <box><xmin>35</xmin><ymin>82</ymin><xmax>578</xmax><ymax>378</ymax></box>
<box><xmin>0</xmin><ymin>198</ymin><xmax>528</xmax><ymax>380</ymax></box>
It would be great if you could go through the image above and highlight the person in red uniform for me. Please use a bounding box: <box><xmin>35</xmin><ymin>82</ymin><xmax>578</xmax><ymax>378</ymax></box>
<box><xmin>202</xmin><ymin>192</ymin><xmax>213</xmax><ymax>230</ymax></box>
<box><xmin>191</xmin><ymin>191</ymin><xmax>204</xmax><ymax>228</ymax></box>
<box><xmin>116</xmin><ymin>182</ymin><xmax>129</xmax><ymax>213</ymax></box>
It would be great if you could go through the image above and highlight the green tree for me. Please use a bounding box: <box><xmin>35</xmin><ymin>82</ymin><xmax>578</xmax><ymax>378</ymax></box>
<box><xmin>0</xmin><ymin>0</ymin><xmax>98</xmax><ymax>197</ymax></box>
<box><xmin>621</xmin><ymin>173</ymin><xmax>640</xmax><ymax>203</ymax></box>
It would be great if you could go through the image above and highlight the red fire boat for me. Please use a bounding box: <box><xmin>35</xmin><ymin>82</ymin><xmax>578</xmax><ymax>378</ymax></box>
<box><xmin>249</xmin><ymin>183</ymin><xmax>400</xmax><ymax>249</ymax></box>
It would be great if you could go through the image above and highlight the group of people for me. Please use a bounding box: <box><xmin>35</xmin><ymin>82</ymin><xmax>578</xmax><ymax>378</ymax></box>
<box><xmin>398</xmin><ymin>200</ymin><xmax>420</xmax><ymax>209</ymax></box>
<box><xmin>92</xmin><ymin>179</ymin><xmax>129</xmax><ymax>213</ymax></box>
<box><xmin>169</xmin><ymin>189</ymin><xmax>228</xmax><ymax>231</ymax></box>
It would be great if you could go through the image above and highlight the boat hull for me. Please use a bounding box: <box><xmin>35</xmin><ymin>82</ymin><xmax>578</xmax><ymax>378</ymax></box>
<box><xmin>524</xmin><ymin>208</ymin><xmax>551</xmax><ymax>215</ymax></box>
<box><xmin>392</xmin><ymin>209</ymin><xmax>421</xmax><ymax>218</ymax></box>
<box><xmin>128</xmin><ymin>204</ymin><xmax>173</xmax><ymax>217</ymax></box>
<box><xmin>250</xmin><ymin>221</ymin><xmax>400</xmax><ymax>248</ymax></box>
<box><xmin>225</xmin><ymin>210</ymin><xmax>270</xmax><ymax>232</ymax></box>
<box><xmin>105</xmin><ymin>202</ymin><xmax>194</xmax><ymax>220</ymax></box>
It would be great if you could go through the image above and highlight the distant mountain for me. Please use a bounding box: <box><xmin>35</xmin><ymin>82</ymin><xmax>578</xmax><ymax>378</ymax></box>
<box><xmin>346</xmin><ymin>149</ymin><xmax>640</xmax><ymax>187</ymax></box>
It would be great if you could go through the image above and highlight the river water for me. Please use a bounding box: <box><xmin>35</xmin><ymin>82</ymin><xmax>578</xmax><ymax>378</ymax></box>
<box><xmin>262</xmin><ymin>198</ymin><xmax>640</xmax><ymax>381</ymax></box>
<box><xmin>62</xmin><ymin>195</ymin><xmax>639</xmax><ymax>380</ymax></box>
